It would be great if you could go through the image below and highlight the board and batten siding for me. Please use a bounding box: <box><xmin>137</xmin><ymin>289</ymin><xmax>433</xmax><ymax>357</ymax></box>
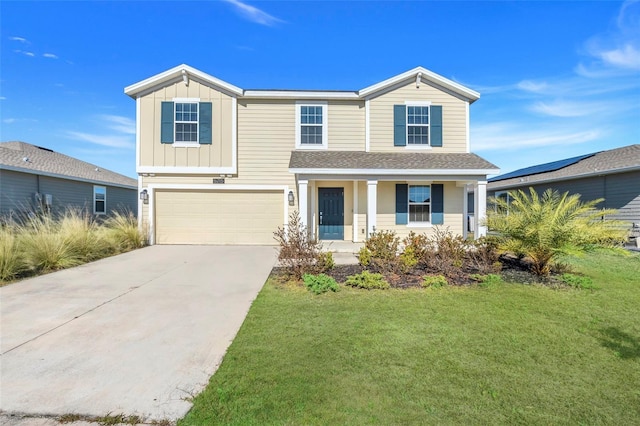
<box><xmin>368</xmin><ymin>80</ymin><xmax>468</xmax><ymax>153</ymax></box>
<box><xmin>138</xmin><ymin>78</ymin><xmax>234</xmax><ymax>169</ymax></box>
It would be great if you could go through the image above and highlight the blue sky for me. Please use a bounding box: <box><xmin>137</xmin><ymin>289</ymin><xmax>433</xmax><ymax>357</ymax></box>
<box><xmin>2</xmin><ymin>0</ymin><xmax>639</xmax><ymax>179</ymax></box>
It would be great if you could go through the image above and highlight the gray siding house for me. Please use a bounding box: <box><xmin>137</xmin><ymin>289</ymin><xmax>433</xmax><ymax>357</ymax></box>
<box><xmin>0</xmin><ymin>141</ymin><xmax>137</xmax><ymax>219</ymax></box>
<box><xmin>486</xmin><ymin>144</ymin><xmax>640</xmax><ymax>231</ymax></box>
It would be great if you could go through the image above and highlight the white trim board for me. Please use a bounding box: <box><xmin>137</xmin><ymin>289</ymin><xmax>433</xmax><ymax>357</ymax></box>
<box><xmin>289</xmin><ymin>167</ymin><xmax>500</xmax><ymax>176</ymax></box>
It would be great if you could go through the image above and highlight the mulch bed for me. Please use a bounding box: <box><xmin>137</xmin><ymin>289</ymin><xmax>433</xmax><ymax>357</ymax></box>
<box><xmin>272</xmin><ymin>254</ymin><xmax>566</xmax><ymax>288</ymax></box>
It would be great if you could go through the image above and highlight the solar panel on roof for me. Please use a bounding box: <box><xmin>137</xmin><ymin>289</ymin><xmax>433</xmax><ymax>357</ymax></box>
<box><xmin>489</xmin><ymin>152</ymin><xmax>599</xmax><ymax>183</ymax></box>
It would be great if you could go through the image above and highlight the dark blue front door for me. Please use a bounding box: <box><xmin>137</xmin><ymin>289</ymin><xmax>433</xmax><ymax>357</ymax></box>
<box><xmin>319</xmin><ymin>188</ymin><xmax>344</xmax><ymax>240</ymax></box>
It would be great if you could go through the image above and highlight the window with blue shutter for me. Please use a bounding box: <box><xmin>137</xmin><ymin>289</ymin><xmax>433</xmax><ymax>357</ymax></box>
<box><xmin>394</xmin><ymin>104</ymin><xmax>443</xmax><ymax>147</ymax></box>
<box><xmin>395</xmin><ymin>184</ymin><xmax>408</xmax><ymax>224</ymax></box>
<box><xmin>393</xmin><ymin>105</ymin><xmax>406</xmax><ymax>146</ymax></box>
<box><xmin>431</xmin><ymin>184</ymin><xmax>444</xmax><ymax>225</ymax></box>
<box><xmin>161</xmin><ymin>102</ymin><xmax>174</xmax><ymax>144</ymax></box>
<box><xmin>198</xmin><ymin>102</ymin><xmax>212</xmax><ymax>144</ymax></box>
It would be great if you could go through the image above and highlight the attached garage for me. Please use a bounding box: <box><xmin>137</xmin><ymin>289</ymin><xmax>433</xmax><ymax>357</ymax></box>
<box><xmin>154</xmin><ymin>188</ymin><xmax>285</xmax><ymax>245</ymax></box>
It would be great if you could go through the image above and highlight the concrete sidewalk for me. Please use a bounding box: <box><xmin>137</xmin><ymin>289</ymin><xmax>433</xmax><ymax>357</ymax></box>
<box><xmin>1</xmin><ymin>245</ymin><xmax>278</xmax><ymax>423</ymax></box>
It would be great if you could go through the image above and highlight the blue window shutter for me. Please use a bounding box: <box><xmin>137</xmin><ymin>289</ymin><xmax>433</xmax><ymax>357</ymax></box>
<box><xmin>431</xmin><ymin>105</ymin><xmax>442</xmax><ymax>147</ymax></box>
<box><xmin>432</xmin><ymin>184</ymin><xmax>444</xmax><ymax>225</ymax></box>
<box><xmin>199</xmin><ymin>102</ymin><xmax>212</xmax><ymax>144</ymax></box>
<box><xmin>394</xmin><ymin>105</ymin><xmax>406</xmax><ymax>146</ymax></box>
<box><xmin>396</xmin><ymin>184</ymin><xmax>408</xmax><ymax>225</ymax></box>
<box><xmin>161</xmin><ymin>102</ymin><xmax>174</xmax><ymax>144</ymax></box>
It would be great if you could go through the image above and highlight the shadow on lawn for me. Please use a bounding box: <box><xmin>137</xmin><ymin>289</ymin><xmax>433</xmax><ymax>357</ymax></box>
<box><xmin>597</xmin><ymin>326</ymin><xmax>640</xmax><ymax>359</ymax></box>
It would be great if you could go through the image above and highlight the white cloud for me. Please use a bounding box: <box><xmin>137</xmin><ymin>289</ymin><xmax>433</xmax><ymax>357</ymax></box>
<box><xmin>0</xmin><ymin>96</ymin><xmax>6</xmax><ymax>100</ymax></box>
<box><xmin>9</xmin><ymin>36</ymin><xmax>28</xmax><ymax>43</ymax></box>
<box><xmin>516</xmin><ymin>80</ymin><xmax>549</xmax><ymax>93</ymax></box>
<box><xmin>14</xmin><ymin>50</ymin><xmax>35</xmax><ymax>57</ymax></box>
<box><xmin>223</xmin><ymin>0</ymin><xmax>284</xmax><ymax>26</ymax></box>
<box><xmin>471</xmin><ymin>122</ymin><xmax>601</xmax><ymax>152</ymax></box>
<box><xmin>3</xmin><ymin>118</ymin><xmax>17</xmax><ymax>124</ymax></box>
<box><xmin>98</xmin><ymin>115</ymin><xmax>136</xmax><ymax>135</ymax></box>
<box><xmin>596</xmin><ymin>43</ymin><xmax>640</xmax><ymax>70</ymax></box>
<box><xmin>530</xmin><ymin>100</ymin><xmax>609</xmax><ymax>117</ymax></box>
<box><xmin>43</xmin><ymin>53</ymin><xmax>58</xmax><ymax>59</ymax></box>
<box><xmin>67</xmin><ymin>131</ymin><xmax>133</xmax><ymax>149</ymax></box>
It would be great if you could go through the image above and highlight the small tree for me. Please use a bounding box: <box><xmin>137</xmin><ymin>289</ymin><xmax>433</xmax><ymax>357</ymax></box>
<box><xmin>486</xmin><ymin>188</ymin><xmax>627</xmax><ymax>276</ymax></box>
<box><xmin>274</xmin><ymin>212</ymin><xmax>324</xmax><ymax>279</ymax></box>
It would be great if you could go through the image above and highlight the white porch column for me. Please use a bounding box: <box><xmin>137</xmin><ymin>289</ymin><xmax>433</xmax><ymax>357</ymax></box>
<box><xmin>474</xmin><ymin>180</ymin><xmax>487</xmax><ymax>239</ymax></box>
<box><xmin>353</xmin><ymin>181</ymin><xmax>359</xmax><ymax>242</ymax></box>
<box><xmin>462</xmin><ymin>183</ymin><xmax>469</xmax><ymax>240</ymax></box>
<box><xmin>367</xmin><ymin>180</ymin><xmax>377</xmax><ymax>237</ymax></box>
<box><xmin>298</xmin><ymin>180</ymin><xmax>309</xmax><ymax>235</ymax></box>
<box><xmin>309</xmin><ymin>182</ymin><xmax>316</xmax><ymax>240</ymax></box>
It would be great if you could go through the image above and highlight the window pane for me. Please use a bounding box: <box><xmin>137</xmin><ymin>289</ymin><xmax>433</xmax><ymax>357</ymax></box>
<box><xmin>409</xmin><ymin>185</ymin><xmax>430</xmax><ymax>203</ymax></box>
<box><xmin>301</xmin><ymin>126</ymin><xmax>322</xmax><ymax>144</ymax></box>
<box><xmin>408</xmin><ymin>126</ymin><xmax>429</xmax><ymax>145</ymax></box>
<box><xmin>409</xmin><ymin>204</ymin><xmax>430</xmax><ymax>222</ymax></box>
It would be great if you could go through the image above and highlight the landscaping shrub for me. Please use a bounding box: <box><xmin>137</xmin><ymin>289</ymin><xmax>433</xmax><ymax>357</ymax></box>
<box><xmin>103</xmin><ymin>210</ymin><xmax>147</xmax><ymax>252</ymax></box>
<box><xmin>422</xmin><ymin>227</ymin><xmax>467</xmax><ymax>280</ymax></box>
<box><xmin>274</xmin><ymin>212</ymin><xmax>325</xmax><ymax>279</ymax></box>
<box><xmin>421</xmin><ymin>274</ymin><xmax>448</xmax><ymax>288</ymax></box>
<box><xmin>0</xmin><ymin>227</ymin><xmax>27</xmax><ymax>282</ymax></box>
<box><xmin>465</xmin><ymin>236</ymin><xmax>501</xmax><ymax>274</ymax></box>
<box><xmin>345</xmin><ymin>271</ymin><xmax>390</xmax><ymax>290</ymax></box>
<box><xmin>561</xmin><ymin>273</ymin><xmax>596</xmax><ymax>290</ymax></box>
<box><xmin>402</xmin><ymin>231</ymin><xmax>431</xmax><ymax>264</ymax></box>
<box><xmin>317</xmin><ymin>251</ymin><xmax>335</xmax><ymax>271</ymax></box>
<box><xmin>486</xmin><ymin>188</ymin><xmax>627</xmax><ymax>276</ymax></box>
<box><xmin>359</xmin><ymin>230</ymin><xmax>400</xmax><ymax>273</ymax></box>
<box><xmin>303</xmin><ymin>273</ymin><xmax>339</xmax><ymax>294</ymax></box>
<box><xmin>399</xmin><ymin>246</ymin><xmax>418</xmax><ymax>273</ymax></box>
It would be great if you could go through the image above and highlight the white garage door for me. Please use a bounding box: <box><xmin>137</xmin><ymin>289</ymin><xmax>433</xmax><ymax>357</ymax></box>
<box><xmin>155</xmin><ymin>190</ymin><xmax>284</xmax><ymax>245</ymax></box>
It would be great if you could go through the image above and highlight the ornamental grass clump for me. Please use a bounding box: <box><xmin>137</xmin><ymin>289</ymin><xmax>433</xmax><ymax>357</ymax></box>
<box><xmin>486</xmin><ymin>188</ymin><xmax>627</xmax><ymax>276</ymax></box>
<box><xmin>0</xmin><ymin>227</ymin><xmax>27</xmax><ymax>282</ymax></box>
<box><xmin>103</xmin><ymin>210</ymin><xmax>147</xmax><ymax>251</ymax></box>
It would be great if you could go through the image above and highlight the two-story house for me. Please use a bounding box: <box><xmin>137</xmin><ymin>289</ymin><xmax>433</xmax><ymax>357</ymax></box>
<box><xmin>125</xmin><ymin>65</ymin><xmax>498</xmax><ymax>245</ymax></box>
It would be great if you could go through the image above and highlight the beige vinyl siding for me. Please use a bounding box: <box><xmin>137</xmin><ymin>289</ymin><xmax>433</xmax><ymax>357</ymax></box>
<box><xmin>327</xmin><ymin>101</ymin><xmax>365</xmax><ymax>151</ymax></box>
<box><xmin>139</xmin><ymin>79</ymin><xmax>234</xmax><ymax>169</ymax></box>
<box><xmin>376</xmin><ymin>181</ymin><xmax>464</xmax><ymax>239</ymax></box>
<box><xmin>154</xmin><ymin>189</ymin><xmax>283</xmax><ymax>245</ymax></box>
<box><xmin>369</xmin><ymin>80</ymin><xmax>468</xmax><ymax>153</ymax></box>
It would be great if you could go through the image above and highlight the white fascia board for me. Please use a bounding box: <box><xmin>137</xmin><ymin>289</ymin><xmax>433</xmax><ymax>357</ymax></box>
<box><xmin>289</xmin><ymin>167</ymin><xmax>500</xmax><ymax>176</ymax></box>
<box><xmin>0</xmin><ymin>164</ymin><xmax>137</xmax><ymax>189</ymax></box>
<box><xmin>137</xmin><ymin>166</ymin><xmax>237</xmax><ymax>175</ymax></box>
<box><xmin>124</xmin><ymin>64</ymin><xmax>243</xmax><ymax>98</ymax></box>
<box><xmin>358</xmin><ymin>66</ymin><xmax>480</xmax><ymax>103</ymax></box>
<box><xmin>147</xmin><ymin>183</ymin><xmax>288</xmax><ymax>191</ymax></box>
<box><xmin>242</xmin><ymin>90</ymin><xmax>359</xmax><ymax>99</ymax></box>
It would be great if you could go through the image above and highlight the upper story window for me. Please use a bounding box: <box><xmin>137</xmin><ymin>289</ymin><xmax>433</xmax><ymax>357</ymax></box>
<box><xmin>175</xmin><ymin>102</ymin><xmax>198</xmax><ymax>143</ymax></box>
<box><xmin>161</xmin><ymin>99</ymin><xmax>212</xmax><ymax>146</ymax></box>
<box><xmin>394</xmin><ymin>103</ymin><xmax>442</xmax><ymax>148</ymax></box>
<box><xmin>94</xmin><ymin>185</ymin><xmax>106</xmax><ymax>215</ymax></box>
<box><xmin>407</xmin><ymin>106</ymin><xmax>429</xmax><ymax>145</ymax></box>
<box><xmin>409</xmin><ymin>185</ymin><xmax>431</xmax><ymax>223</ymax></box>
<box><xmin>296</xmin><ymin>102</ymin><xmax>327</xmax><ymax>149</ymax></box>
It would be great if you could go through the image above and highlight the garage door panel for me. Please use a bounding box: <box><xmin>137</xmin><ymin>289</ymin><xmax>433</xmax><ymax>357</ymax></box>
<box><xmin>155</xmin><ymin>190</ymin><xmax>283</xmax><ymax>245</ymax></box>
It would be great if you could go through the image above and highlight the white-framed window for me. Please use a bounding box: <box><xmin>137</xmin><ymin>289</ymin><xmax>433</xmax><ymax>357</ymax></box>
<box><xmin>407</xmin><ymin>105</ymin><xmax>430</xmax><ymax>145</ymax></box>
<box><xmin>409</xmin><ymin>185</ymin><xmax>431</xmax><ymax>223</ymax></box>
<box><xmin>175</xmin><ymin>102</ymin><xmax>199</xmax><ymax>143</ymax></box>
<box><xmin>296</xmin><ymin>102</ymin><xmax>328</xmax><ymax>149</ymax></box>
<box><xmin>93</xmin><ymin>185</ymin><xmax>106</xmax><ymax>215</ymax></box>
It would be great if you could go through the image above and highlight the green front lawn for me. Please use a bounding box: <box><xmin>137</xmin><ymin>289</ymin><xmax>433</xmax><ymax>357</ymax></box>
<box><xmin>180</xmin><ymin>252</ymin><xmax>640</xmax><ymax>425</ymax></box>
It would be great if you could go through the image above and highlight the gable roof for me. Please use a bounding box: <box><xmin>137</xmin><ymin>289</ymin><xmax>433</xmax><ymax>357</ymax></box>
<box><xmin>125</xmin><ymin>65</ymin><xmax>480</xmax><ymax>103</ymax></box>
<box><xmin>0</xmin><ymin>141</ymin><xmax>137</xmax><ymax>189</ymax></box>
<box><xmin>289</xmin><ymin>151</ymin><xmax>498</xmax><ymax>175</ymax></box>
<box><xmin>488</xmin><ymin>144</ymin><xmax>640</xmax><ymax>190</ymax></box>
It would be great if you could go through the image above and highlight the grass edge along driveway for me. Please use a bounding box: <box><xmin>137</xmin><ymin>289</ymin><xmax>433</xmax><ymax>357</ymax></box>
<box><xmin>181</xmin><ymin>252</ymin><xmax>640</xmax><ymax>425</ymax></box>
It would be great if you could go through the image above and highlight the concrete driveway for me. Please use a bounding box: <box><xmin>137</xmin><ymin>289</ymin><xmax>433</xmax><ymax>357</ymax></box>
<box><xmin>0</xmin><ymin>245</ymin><xmax>277</xmax><ymax>422</ymax></box>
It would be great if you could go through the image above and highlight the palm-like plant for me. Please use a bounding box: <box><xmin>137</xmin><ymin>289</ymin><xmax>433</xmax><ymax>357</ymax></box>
<box><xmin>486</xmin><ymin>188</ymin><xmax>627</xmax><ymax>276</ymax></box>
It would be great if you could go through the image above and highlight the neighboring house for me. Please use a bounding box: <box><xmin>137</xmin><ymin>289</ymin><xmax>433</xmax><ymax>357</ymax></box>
<box><xmin>125</xmin><ymin>65</ymin><xmax>499</xmax><ymax>245</ymax></box>
<box><xmin>486</xmin><ymin>144</ymin><xmax>640</xmax><ymax>228</ymax></box>
<box><xmin>0</xmin><ymin>141</ymin><xmax>138</xmax><ymax>219</ymax></box>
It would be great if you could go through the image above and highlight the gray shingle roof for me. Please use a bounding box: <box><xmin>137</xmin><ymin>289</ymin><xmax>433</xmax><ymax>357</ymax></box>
<box><xmin>0</xmin><ymin>141</ymin><xmax>137</xmax><ymax>188</ymax></box>
<box><xmin>488</xmin><ymin>144</ymin><xmax>640</xmax><ymax>190</ymax></box>
<box><xmin>289</xmin><ymin>150</ymin><xmax>498</xmax><ymax>171</ymax></box>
